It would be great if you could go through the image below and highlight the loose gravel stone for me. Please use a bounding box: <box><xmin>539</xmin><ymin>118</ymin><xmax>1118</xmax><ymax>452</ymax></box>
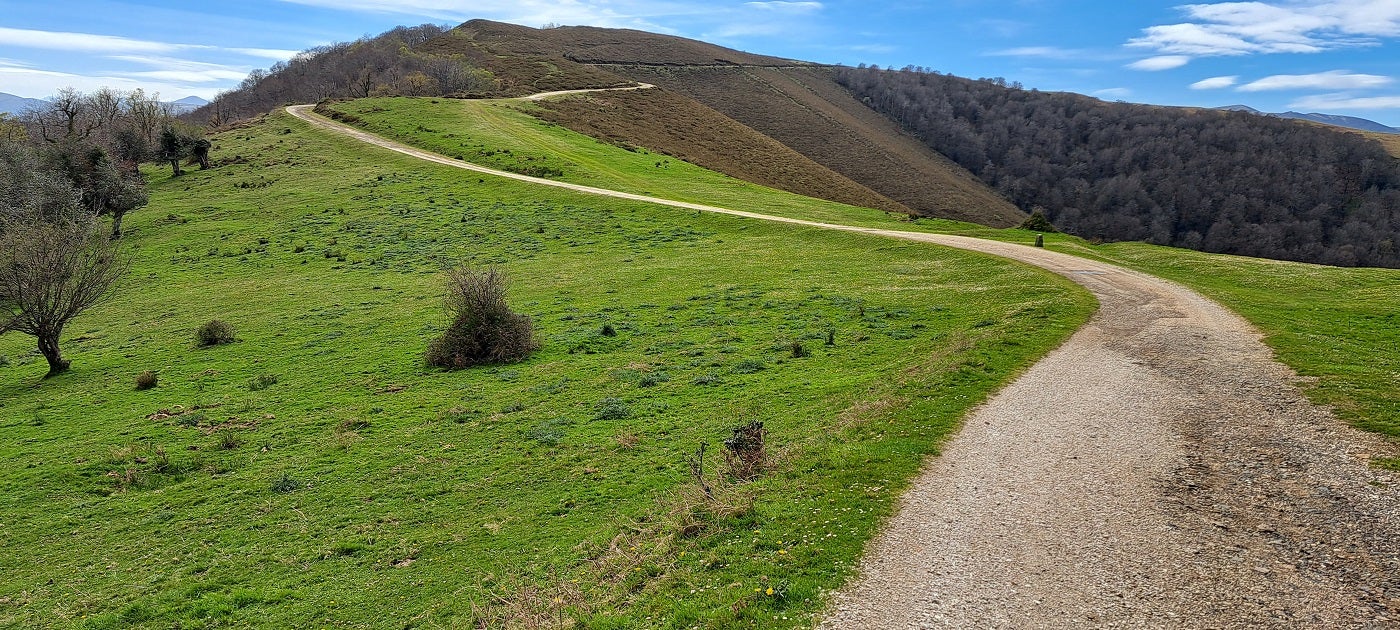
<box><xmin>819</xmin><ymin>238</ymin><xmax>1400</xmax><ymax>629</ymax></box>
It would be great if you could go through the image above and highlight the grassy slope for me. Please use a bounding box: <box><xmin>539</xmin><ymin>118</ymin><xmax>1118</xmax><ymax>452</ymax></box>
<box><xmin>321</xmin><ymin>97</ymin><xmax>916</xmax><ymax>227</ymax></box>
<box><xmin>529</xmin><ymin>88</ymin><xmax>912</xmax><ymax>215</ymax></box>
<box><xmin>321</xmin><ymin>95</ymin><xmax>1400</xmax><ymax>448</ymax></box>
<box><xmin>0</xmin><ymin>109</ymin><xmax>1092</xmax><ymax>628</ymax></box>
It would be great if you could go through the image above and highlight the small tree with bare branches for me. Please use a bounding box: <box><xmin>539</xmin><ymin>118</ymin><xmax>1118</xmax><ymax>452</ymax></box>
<box><xmin>1</xmin><ymin>144</ymin><xmax>126</xmax><ymax>377</ymax></box>
<box><xmin>0</xmin><ymin>217</ymin><xmax>126</xmax><ymax>377</ymax></box>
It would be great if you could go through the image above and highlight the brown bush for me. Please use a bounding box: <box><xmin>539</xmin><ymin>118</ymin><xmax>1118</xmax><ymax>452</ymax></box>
<box><xmin>723</xmin><ymin>421</ymin><xmax>768</xmax><ymax>481</ymax></box>
<box><xmin>425</xmin><ymin>266</ymin><xmax>538</xmax><ymax>369</ymax></box>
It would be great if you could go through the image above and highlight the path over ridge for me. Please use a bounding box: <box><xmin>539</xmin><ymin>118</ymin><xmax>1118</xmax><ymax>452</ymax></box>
<box><xmin>286</xmin><ymin>102</ymin><xmax>1400</xmax><ymax>626</ymax></box>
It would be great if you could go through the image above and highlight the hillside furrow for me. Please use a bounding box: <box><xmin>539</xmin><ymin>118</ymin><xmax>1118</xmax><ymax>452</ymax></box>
<box><xmin>285</xmin><ymin>103</ymin><xmax>1400</xmax><ymax>626</ymax></box>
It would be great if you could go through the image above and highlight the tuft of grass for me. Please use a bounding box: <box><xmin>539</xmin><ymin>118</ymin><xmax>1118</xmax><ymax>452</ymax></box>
<box><xmin>196</xmin><ymin>319</ymin><xmax>236</xmax><ymax>347</ymax></box>
<box><xmin>247</xmin><ymin>374</ymin><xmax>279</xmax><ymax>391</ymax></box>
<box><xmin>135</xmin><ymin>370</ymin><xmax>158</xmax><ymax>391</ymax></box>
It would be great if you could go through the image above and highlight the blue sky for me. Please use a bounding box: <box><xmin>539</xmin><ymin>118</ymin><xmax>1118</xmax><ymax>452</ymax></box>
<box><xmin>2</xmin><ymin>1</ymin><xmax>1398</xmax><ymax>126</ymax></box>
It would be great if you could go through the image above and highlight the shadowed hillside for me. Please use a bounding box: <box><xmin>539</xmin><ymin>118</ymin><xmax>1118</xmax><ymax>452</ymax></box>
<box><xmin>836</xmin><ymin>66</ymin><xmax>1400</xmax><ymax>267</ymax></box>
<box><xmin>605</xmin><ymin>65</ymin><xmax>1024</xmax><ymax>226</ymax></box>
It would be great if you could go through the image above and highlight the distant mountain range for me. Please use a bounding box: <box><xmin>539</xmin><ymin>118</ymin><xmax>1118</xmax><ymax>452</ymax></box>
<box><xmin>1219</xmin><ymin>105</ymin><xmax>1399</xmax><ymax>134</ymax></box>
<box><xmin>0</xmin><ymin>92</ymin><xmax>209</xmax><ymax>116</ymax></box>
<box><xmin>0</xmin><ymin>92</ymin><xmax>46</xmax><ymax>116</ymax></box>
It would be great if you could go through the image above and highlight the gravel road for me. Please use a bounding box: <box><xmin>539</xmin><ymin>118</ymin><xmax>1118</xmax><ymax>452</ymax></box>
<box><xmin>288</xmin><ymin>102</ymin><xmax>1400</xmax><ymax>627</ymax></box>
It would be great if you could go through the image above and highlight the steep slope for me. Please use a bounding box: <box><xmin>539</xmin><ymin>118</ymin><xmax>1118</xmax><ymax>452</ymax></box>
<box><xmin>838</xmin><ymin>66</ymin><xmax>1400</xmax><ymax>268</ymax></box>
<box><xmin>610</xmin><ymin>65</ymin><xmax>1024</xmax><ymax>226</ymax></box>
<box><xmin>528</xmin><ymin>87</ymin><xmax>911</xmax><ymax>214</ymax></box>
<box><xmin>425</xmin><ymin>21</ymin><xmax>1023</xmax><ymax>226</ymax></box>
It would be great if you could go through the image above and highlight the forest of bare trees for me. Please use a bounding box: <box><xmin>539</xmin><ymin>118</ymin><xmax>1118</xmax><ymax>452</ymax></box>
<box><xmin>836</xmin><ymin>66</ymin><xmax>1400</xmax><ymax>268</ymax></box>
<box><xmin>193</xmin><ymin>25</ymin><xmax>498</xmax><ymax>126</ymax></box>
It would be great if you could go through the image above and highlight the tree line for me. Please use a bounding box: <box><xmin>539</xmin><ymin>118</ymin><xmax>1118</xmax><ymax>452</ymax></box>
<box><xmin>193</xmin><ymin>25</ymin><xmax>498</xmax><ymax>126</ymax></box>
<box><xmin>1</xmin><ymin>88</ymin><xmax>207</xmax><ymax>376</ymax></box>
<box><xmin>835</xmin><ymin>66</ymin><xmax>1400</xmax><ymax>268</ymax></box>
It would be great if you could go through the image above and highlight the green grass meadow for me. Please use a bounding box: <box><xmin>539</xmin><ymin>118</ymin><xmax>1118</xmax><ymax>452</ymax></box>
<box><xmin>0</xmin><ymin>108</ymin><xmax>1093</xmax><ymax>628</ymax></box>
<box><xmin>323</xmin><ymin>95</ymin><xmax>1400</xmax><ymax>449</ymax></box>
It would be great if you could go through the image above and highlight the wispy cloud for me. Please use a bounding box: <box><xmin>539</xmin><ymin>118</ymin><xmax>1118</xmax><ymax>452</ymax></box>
<box><xmin>0</xmin><ymin>26</ymin><xmax>299</xmax><ymax>62</ymax></box>
<box><xmin>1127</xmin><ymin>55</ymin><xmax>1190</xmax><ymax>71</ymax></box>
<box><xmin>1093</xmin><ymin>87</ymin><xmax>1132</xmax><ymax>99</ymax></box>
<box><xmin>0</xmin><ymin>66</ymin><xmax>220</xmax><ymax>99</ymax></box>
<box><xmin>745</xmin><ymin>1</ymin><xmax>822</xmax><ymax>12</ymax></box>
<box><xmin>1190</xmin><ymin>75</ymin><xmax>1239</xmax><ymax>89</ymax></box>
<box><xmin>1239</xmin><ymin>70</ymin><xmax>1392</xmax><ymax>91</ymax></box>
<box><xmin>107</xmin><ymin>56</ymin><xmax>253</xmax><ymax>83</ymax></box>
<box><xmin>987</xmin><ymin>46</ymin><xmax>1085</xmax><ymax>59</ymax></box>
<box><xmin>0</xmin><ymin>26</ymin><xmax>179</xmax><ymax>54</ymax></box>
<box><xmin>1289</xmin><ymin>93</ymin><xmax>1400</xmax><ymax>110</ymax></box>
<box><xmin>229</xmin><ymin>48</ymin><xmax>302</xmax><ymax>61</ymax></box>
<box><xmin>1128</xmin><ymin>1</ymin><xmax>1400</xmax><ymax>59</ymax></box>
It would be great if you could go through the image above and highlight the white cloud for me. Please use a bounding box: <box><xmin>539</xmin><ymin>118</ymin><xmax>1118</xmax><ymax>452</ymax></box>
<box><xmin>1093</xmin><ymin>87</ymin><xmax>1133</xmax><ymax>99</ymax></box>
<box><xmin>1239</xmin><ymin>70</ymin><xmax>1392</xmax><ymax>91</ymax></box>
<box><xmin>229</xmin><ymin>48</ymin><xmax>302</xmax><ymax>61</ymax></box>
<box><xmin>1127</xmin><ymin>55</ymin><xmax>1191</xmax><ymax>70</ymax></box>
<box><xmin>0</xmin><ymin>67</ymin><xmax>219</xmax><ymax>100</ymax></box>
<box><xmin>988</xmin><ymin>46</ymin><xmax>1083</xmax><ymax>59</ymax></box>
<box><xmin>1289</xmin><ymin>93</ymin><xmax>1400</xmax><ymax>109</ymax></box>
<box><xmin>1128</xmin><ymin>1</ymin><xmax>1400</xmax><ymax>58</ymax></box>
<box><xmin>0</xmin><ymin>26</ymin><xmax>179</xmax><ymax>54</ymax></box>
<box><xmin>1191</xmin><ymin>75</ymin><xmax>1239</xmax><ymax>89</ymax></box>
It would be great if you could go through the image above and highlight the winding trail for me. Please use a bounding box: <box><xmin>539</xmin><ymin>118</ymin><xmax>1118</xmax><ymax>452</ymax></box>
<box><xmin>287</xmin><ymin>100</ymin><xmax>1400</xmax><ymax>626</ymax></box>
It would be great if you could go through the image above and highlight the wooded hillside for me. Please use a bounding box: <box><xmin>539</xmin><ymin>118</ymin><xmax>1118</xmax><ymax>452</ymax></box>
<box><xmin>837</xmin><ymin>66</ymin><xmax>1400</xmax><ymax>267</ymax></box>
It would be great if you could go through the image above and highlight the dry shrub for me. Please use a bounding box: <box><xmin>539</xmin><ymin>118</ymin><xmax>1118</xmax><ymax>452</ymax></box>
<box><xmin>722</xmin><ymin>421</ymin><xmax>768</xmax><ymax>481</ymax></box>
<box><xmin>196</xmin><ymin>319</ymin><xmax>236</xmax><ymax>347</ymax></box>
<box><xmin>457</xmin><ymin>573</ymin><xmax>590</xmax><ymax>630</ymax></box>
<box><xmin>425</xmin><ymin>266</ymin><xmax>539</xmax><ymax>369</ymax></box>
<box><xmin>135</xmin><ymin>370</ymin><xmax>158</xmax><ymax>390</ymax></box>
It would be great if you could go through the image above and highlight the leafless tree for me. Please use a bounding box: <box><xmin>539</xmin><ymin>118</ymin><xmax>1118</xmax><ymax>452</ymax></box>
<box><xmin>0</xmin><ymin>215</ymin><xmax>126</xmax><ymax>377</ymax></box>
<box><xmin>1</xmin><ymin>137</ymin><xmax>129</xmax><ymax>376</ymax></box>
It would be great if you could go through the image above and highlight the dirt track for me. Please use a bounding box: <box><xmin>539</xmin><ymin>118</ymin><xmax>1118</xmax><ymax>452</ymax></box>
<box><xmin>287</xmin><ymin>102</ymin><xmax>1400</xmax><ymax>627</ymax></box>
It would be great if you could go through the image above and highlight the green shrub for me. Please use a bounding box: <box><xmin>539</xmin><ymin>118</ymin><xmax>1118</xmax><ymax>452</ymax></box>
<box><xmin>196</xmin><ymin>320</ymin><xmax>236</xmax><ymax>347</ymax></box>
<box><xmin>732</xmin><ymin>359</ymin><xmax>766</xmax><ymax>374</ymax></box>
<box><xmin>593</xmin><ymin>397</ymin><xmax>630</xmax><ymax>421</ymax></box>
<box><xmin>1019</xmin><ymin>210</ymin><xmax>1058</xmax><ymax>233</ymax></box>
<box><xmin>425</xmin><ymin>266</ymin><xmax>539</xmax><ymax>369</ymax></box>
<box><xmin>135</xmin><ymin>370</ymin><xmax>158</xmax><ymax>390</ymax></box>
<box><xmin>248</xmin><ymin>374</ymin><xmax>279</xmax><ymax>391</ymax></box>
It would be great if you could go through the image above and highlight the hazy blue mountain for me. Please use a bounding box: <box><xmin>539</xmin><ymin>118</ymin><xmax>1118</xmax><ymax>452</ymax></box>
<box><xmin>0</xmin><ymin>92</ymin><xmax>46</xmax><ymax>115</ymax></box>
<box><xmin>1274</xmin><ymin>111</ymin><xmax>1398</xmax><ymax>134</ymax></box>
<box><xmin>166</xmin><ymin>95</ymin><xmax>209</xmax><ymax>114</ymax></box>
<box><xmin>1218</xmin><ymin>105</ymin><xmax>1398</xmax><ymax>134</ymax></box>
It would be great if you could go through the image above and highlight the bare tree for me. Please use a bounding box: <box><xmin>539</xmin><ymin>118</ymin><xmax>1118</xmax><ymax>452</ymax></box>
<box><xmin>0</xmin><ymin>215</ymin><xmax>126</xmax><ymax>376</ymax></box>
<box><xmin>1</xmin><ymin>139</ymin><xmax>127</xmax><ymax>376</ymax></box>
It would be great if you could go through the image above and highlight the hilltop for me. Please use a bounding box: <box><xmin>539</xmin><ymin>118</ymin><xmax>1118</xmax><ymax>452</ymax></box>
<box><xmin>192</xmin><ymin>19</ymin><xmax>1400</xmax><ymax>267</ymax></box>
<box><xmin>426</xmin><ymin>20</ymin><xmax>1025</xmax><ymax>226</ymax></box>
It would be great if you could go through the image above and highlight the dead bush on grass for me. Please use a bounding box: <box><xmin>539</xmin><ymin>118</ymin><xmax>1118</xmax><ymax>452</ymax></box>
<box><xmin>425</xmin><ymin>266</ymin><xmax>538</xmax><ymax>369</ymax></box>
<box><xmin>722</xmin><ymin>421</ymin><xmax>769</xmax><ymax>481</ymax></box>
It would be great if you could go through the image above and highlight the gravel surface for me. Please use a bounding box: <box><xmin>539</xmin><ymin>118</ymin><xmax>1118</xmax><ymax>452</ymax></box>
<box><xmin>820</xmin><ymin>238</ymin><xmax>1400</xmax><ymax>628</ymax></box>
<box><xmin>290</xmin><ymin>102</ymin><xmax>1400</xmax><ymax>627</ymax></box>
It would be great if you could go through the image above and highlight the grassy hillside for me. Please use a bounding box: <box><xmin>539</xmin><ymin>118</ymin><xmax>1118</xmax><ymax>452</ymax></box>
<box><xmin>528</xmin><ymin>88</ymin><xmax>911</xmax><ymax>215</ymax></box>
<box><xmin>297</xmin><ymin>96</ymin><xmax>1400</xmax><ymax>451</ymax></box>
<box><xmin>0</xmin><ymin>108</ymin><xmax>1092</xmax><ymax>627</ymax></box>
<box><xmin>319</xmin><ymin>96</ymin><xmax>915</xmax><ymax>227</ymax></box>
<box><xmin>605</xmin><ymin>66</ymin><xmax>1025</xmax><ymax>226</ymax></box>
<box><xmin>413</xmin><ymin>21</ymin><xmax>1022</xmax><ymax>227</ymax></box>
